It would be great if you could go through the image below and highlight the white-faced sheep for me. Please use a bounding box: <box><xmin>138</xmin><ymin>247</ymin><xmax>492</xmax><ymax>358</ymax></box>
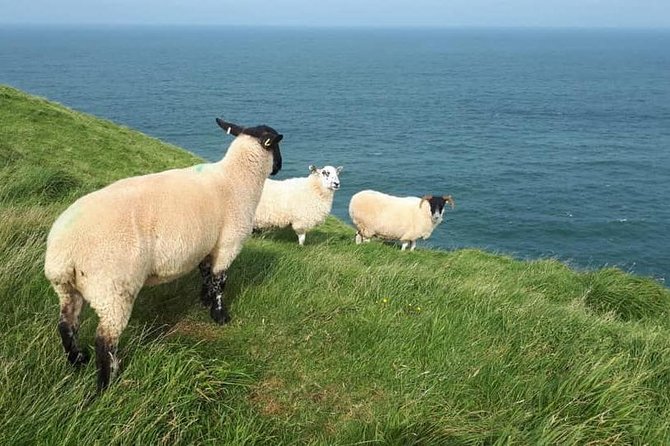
<box><xmin>254</xmin><ymin>165</ymin><xmax>342</xmax><ymax>245</ymax></box>
<box><xmin>349</xmin><ymin>190</ymin><xmax>455</xmax><ymax>251</ymax></box>
<box><xmin>44</xmin><ymin>118</ymin><xmax>283</xmax><ymax>390</ymax></box>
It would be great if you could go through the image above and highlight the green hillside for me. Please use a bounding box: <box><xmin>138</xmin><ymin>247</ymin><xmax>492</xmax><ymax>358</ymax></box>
<box><xmin>1</xmin><ymin>85</ymin><xmax>670</xmax><ymax>445</ymax></box>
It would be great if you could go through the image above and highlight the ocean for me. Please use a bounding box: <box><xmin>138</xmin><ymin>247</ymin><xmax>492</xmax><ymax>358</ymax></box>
<box><xmin>1</xmin><ymin>26</ymin><xmax>669</xmax><ymax>280</ymax></box>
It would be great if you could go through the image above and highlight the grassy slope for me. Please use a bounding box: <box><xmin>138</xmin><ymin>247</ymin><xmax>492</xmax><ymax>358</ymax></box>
<box><xmin>1</xmin><ymin>84</ymin><xmax>670</xmax><ymax>445</ymax></box>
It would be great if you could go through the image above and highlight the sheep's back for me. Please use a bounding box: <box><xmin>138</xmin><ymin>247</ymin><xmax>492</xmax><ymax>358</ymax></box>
<box><xmin>254</xmin><ymin>177</ymin><xmax>311</xmax><ymax>229</ymax></box>
<box><xmin>349</xmin><ymin>190</ymin><xmax>419</xmax><ymax>239</ymax></box>
<box><xmin>45</xmin><ymin>166</ymin><xmax>223</xmax><ymax>286</ymax></box>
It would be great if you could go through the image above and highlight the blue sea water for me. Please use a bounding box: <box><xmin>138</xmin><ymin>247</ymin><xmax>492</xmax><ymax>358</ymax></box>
<box><xmin>1</xmin><ymin>26</ymin><xmax>669</xmax><ymax>281</ymax></box>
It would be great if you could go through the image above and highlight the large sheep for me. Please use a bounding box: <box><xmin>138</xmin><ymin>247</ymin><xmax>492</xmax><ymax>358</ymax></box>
<box><xmin>254</xmin><ymin>165</ymin><xmax>342</xmax><ymax>245</ymax></box>
<box><xmin>349</xmin><ymin>190</ymin><xmax>455</xmax><ymax>251</ymax></box>
<box><xmin>44</xmin><ymin>118</ymin><xmax>283</xmax><ymax>390</ymax></box>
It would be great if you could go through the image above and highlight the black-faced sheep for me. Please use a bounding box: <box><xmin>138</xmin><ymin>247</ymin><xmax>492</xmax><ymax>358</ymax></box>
<box><xmin>44</xmin><ymin>118</ymin><xmax>283</xmax><ymax>390</ymax></box>
<box><xmin>349</xmin><ymin>190</ymin><xmax>455</xmax><ymax>250</ymax></box>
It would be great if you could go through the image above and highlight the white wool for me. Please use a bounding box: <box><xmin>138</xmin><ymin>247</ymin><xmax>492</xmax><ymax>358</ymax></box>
<box><xmin>44</xmin><ymin>131</ymin><xmax>277</xmax><ymax>387</ymax></box>
<box><xmin>348</xmin><ymin>189</ymin><xmax>450</xmax><ymax>251</ymax></box>
<box><xmin>254</xmin><ymin>165</ymin><xmax>342</xmax><ymax>245</ymax></box>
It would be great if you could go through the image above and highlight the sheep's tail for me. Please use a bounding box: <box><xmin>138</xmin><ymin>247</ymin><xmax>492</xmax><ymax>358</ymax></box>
<box><xmin>45</xmin><ymin>259</ymin><xmax>77</xmax><ymax>290</ymax></box>
<box><xmin>44</xmin><ymin>242</ymin><xmax>78</xmax><ymax>290</ymax></box>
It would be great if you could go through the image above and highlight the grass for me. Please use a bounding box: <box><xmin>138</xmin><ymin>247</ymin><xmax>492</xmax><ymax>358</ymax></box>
<box><xmin>1</xmin><ymin>84</ymin><xmax>670</xmax><ymax>444</ymax></box>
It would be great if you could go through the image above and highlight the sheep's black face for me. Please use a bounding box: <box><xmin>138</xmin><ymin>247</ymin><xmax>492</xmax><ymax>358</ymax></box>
<box><xmin>216</xmin><ymin>119</ymin><xmax>283</xmax><ymax>176</ymax></box>
<box><xmin>241</xmin><ymin>125</ymin><xmax>283</xmax><ymax>176</ymax></box>
<box><xmin>422</xmin><ymin>195</ymin><xmax>455</xmax><ymax>224</ymax></box>
<box><xmin>428</xmin><ymin>197</ymin><xmax>446</xmax><ymax>223</ymax></box>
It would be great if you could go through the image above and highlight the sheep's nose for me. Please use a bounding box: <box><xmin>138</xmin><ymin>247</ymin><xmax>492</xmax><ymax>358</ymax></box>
<box><xmin>333</xmin><ymin>182</ymin><xmax>340</xmax><ymax>189</ymax></box>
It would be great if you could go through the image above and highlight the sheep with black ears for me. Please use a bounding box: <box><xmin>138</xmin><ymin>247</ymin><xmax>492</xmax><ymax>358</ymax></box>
<box><xmin>349</xmin><ymin>190</ymin><xmax>455</xmax><ymax>251</ymax></box>
<box><xmin>44</xmin><ymin>118</ymin><xmax>283</xmax><ymax>390</ymax></box>
<box><xmin>254</xmin><ymin>165</ymin><xmax>343</xmax><ymax>245</ymax></box>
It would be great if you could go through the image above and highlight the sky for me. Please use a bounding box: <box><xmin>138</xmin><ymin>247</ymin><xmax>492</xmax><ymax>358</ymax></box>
<box><xmin>0</xmin><ymin>0</ymin><xmax>669</xmax><ymax>28</ymax></box>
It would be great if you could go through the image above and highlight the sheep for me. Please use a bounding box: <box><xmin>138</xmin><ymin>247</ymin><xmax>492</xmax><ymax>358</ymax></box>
<box><xmin>349</xmin><ymin>190</ymin><xmax>455</xmax><ymax>251</ymax></box>
<box><xmin>253</xmin><ymin>165</ymin><xmax>343</xmax><ymax>245</ymax></box>
<box><xmin>44</xmin><ymin>118</ymin><xmax>283</xmax><ymax>390</ymax></box>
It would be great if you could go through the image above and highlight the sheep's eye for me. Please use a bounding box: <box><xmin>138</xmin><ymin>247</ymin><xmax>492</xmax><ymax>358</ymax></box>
<box><xmin>322</xmin><ymin>171</ymin><xmax>329</xmax><ymax>177</ymax></box>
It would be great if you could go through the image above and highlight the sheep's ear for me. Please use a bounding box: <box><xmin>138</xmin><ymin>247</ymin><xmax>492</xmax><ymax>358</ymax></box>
<box><xmin>419</xmin><ymin>195</ymin><xmax>432</xmax><ymax>208</ymax></box>
<box><xmin>215</xmin><ymin>118</ymin><xmax>243</xmax><ymax>136</ymax></box>
<box><xmin>309</xmin><ymin>165</ymin><xmax>318</xmax><ymax>173</ymax></box>
<box><xmin>262</xmin><ymin>133</ymin><xmax>283</xmax><ymax>149</ymax></box>
<box><xmin>443</xmin><ymin>195</ymin><xmax>455</xmax><ymax>209</ymax></box>
<box><xmin>336</xmin><ymin>166</ymin><xmax>343</xmax><ymax>174</ymax></box>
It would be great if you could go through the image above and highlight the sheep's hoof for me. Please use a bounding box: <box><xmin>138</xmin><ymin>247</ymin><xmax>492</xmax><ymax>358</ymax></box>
<box><xmin>67</xmin><ymin>349</ymin><xmax>90</xmax><ymax>367</ymax></box>
<box><xmin>210</xmin><ymin>306</ymin><xmax>231</xmax><ymax>325</ymax></box>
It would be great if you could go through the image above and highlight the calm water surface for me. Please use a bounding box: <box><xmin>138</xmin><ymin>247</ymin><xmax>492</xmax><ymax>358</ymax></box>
<box><xmin>1</xmin><ymin>26</ymin><xmax>669</xmax><ymax>280</ymax></box>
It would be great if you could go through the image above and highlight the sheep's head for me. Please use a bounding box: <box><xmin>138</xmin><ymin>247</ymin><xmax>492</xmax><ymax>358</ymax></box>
<box><xmin>309</xmin><ymin>165</ymin><xmax>342</xmax><ymax>191</ymax></box>
<box><xmin>216</xmin><ymin>118</ymin><xmax>283</xmax><ymax>175</ymax></box>
<box><xmin>420</xmin><ymin>195</ymin><xmax>455</xmax><ymax>224</ymax></box>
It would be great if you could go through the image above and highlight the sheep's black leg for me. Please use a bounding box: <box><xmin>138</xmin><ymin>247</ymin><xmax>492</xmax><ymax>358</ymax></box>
<box><xmin>200</xmin><ymin>260</ymin><xmax>230</xmax><ymax>323</ymax></box>
<box><xmin>56</xmin><ymin>286</ymin><xmax>89</xmax><ymax>366</ymax></box>
<box><xmin>58</xmin><ymin>318</ymin><xmax>89</xmax><ymax>366</ymax></box>
<box><xmin>95</xmin><ymin>335</ymin><xmax>118</xmax><ymax>392</ymax></box>
<box><xmin>209</xmin><ymin>270</ymin><xmax>230</xmax><ymax>325</ymax></box>
<box><xmin>92</xmin><ymin>296</ymin><xmax>134</xmax><ymax>392</ymax></box>
<box><xmin>198</xmin><ymin>258</ymin><xmax>214</xmax><ymax>307</ymax></box>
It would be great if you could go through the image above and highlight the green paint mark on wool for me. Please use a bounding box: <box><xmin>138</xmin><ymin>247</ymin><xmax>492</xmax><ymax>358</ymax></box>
<box><xmin>193</xmin><ymin>163</ymin><xmax>214</xmax><ymax>173</ymax></box>
<box><xmin>54</xmin><ymin>202</ymin><xmax>82</xmax><ymax>232</ymax></box>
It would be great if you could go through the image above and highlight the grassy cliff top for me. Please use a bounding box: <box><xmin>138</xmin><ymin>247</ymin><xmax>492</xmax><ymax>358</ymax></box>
<box><xmin>2</xmin><ymin>85</ymin><xmax>670</xmax><ymax>445</ymax></box>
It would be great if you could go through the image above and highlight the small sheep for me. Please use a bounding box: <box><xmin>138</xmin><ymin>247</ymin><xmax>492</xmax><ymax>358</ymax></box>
<box><xmin>349</xmin><ymin>190</ymin><xmax>455</xmax><ymax>251</ymax></box>
<box><xmin>44</xmin><ymin>118</ymin><xmax>283</xmax><ymax>390</ymax></box>
<box><xmin>254</xmin><ymin>165</ymin><xmax>342</xmax><ymax>245</ymax></box>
